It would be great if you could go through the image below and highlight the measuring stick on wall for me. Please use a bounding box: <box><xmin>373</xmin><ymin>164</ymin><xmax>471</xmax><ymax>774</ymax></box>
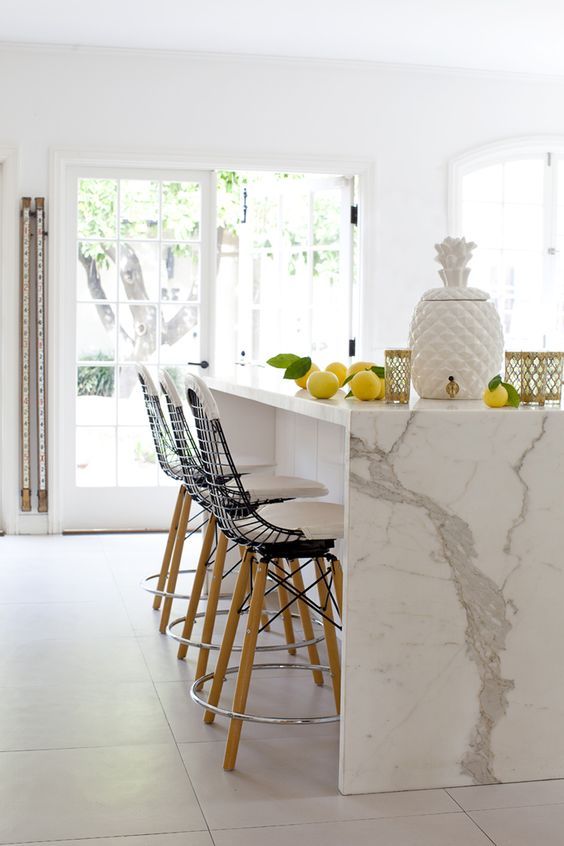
<box><xmin>20</xmin><ymin>197</ymin><xmax>32</xmax><ymax>512</ymax></box>
<box><xmin>35</xmin><ymin>198</ymin><xmax>48</xmax><ymax>513</ymax></box>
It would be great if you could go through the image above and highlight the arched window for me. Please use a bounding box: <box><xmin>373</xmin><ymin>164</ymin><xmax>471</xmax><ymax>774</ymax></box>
<box><xmin>450</xmin><ymin>138</ymin><xmax>564</xmax><ymax>349</ymax></box>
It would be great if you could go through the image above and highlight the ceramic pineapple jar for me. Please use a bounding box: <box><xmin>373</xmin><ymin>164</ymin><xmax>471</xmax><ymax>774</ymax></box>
<box><xmin>409</xmin><ymin>237</ymin><xmax>504</xmax><ymax>399</ymax></box>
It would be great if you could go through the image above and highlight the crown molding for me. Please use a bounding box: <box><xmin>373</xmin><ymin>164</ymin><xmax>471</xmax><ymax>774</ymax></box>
<box><xmin>1</xmin><ymin>39</ymin><xmax>564</xmax><ymax>85</ymax></box>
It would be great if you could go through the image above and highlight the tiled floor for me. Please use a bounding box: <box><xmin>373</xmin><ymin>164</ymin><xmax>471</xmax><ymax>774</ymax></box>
<box><xmin>1</xmin><ymin>534</ymin><xmax>564</xmax><ymax>845</ymax></box>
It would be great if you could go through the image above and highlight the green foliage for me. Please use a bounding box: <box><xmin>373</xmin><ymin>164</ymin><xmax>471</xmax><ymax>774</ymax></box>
<box><xmin>283</xmin><ymin>356</ymin><xmax>312</xmax><ymax>379</ymax></box>
<box><xmin>266</xmin><ymin>353</ymin><xmax>300</xmax><ymax>368</ymax></box>
<box><xmin>77</xmin><ymin>358</ymin><xmax>115</xmax><ymax>397</ymax></box>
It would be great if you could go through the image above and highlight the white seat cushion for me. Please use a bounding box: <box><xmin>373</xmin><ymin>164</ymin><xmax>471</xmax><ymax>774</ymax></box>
<box><xmin>257</xmin><ymin>501</ymin><xmax>344</xmax><ymax>541</ymax></box>
<box><xmin>233</xmin><ymin>456</ymin><xmax>276</xmax><ymax>474</ymax></box>
<box><xmin>231</xmin><ymin>474</ymin><xmax>328</xmax><ymax>500</ymax></box>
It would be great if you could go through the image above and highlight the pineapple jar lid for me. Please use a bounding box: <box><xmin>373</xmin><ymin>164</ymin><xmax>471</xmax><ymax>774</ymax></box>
<box><xmin>421</xmin><ymin>286</ymin><xmax>490</xmax><ymax>302</ymax></box>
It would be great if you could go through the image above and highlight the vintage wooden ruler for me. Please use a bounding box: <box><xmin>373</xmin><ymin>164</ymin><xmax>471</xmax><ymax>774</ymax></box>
<box><xmin>20</xmin><ymin>197</ymin><xmax>32</xmax><ymax>512</ymax></box>
<box><xmin>35</xmin><ymin>198</ymin><xmax>48</xmax><ymax>513</ymax></box>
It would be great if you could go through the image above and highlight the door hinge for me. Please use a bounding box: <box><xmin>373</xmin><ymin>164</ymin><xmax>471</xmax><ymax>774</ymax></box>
<box><xmin>348</xmin><ymin>338</ymin><xmax>356</xmax><ymax>357</ymax></box>
<box><xmin>350</xmin><ymin>205</ymin><xmax>358</xmax><ymax>226</ymax></box>
<box><xmin>548</xmin><ymin>152</ymin><xmax>552</xmax><ymax>167</ymax></box>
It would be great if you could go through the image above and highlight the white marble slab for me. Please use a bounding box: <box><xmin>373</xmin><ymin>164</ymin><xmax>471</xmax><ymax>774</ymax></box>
<box><xmin>343</xmin><ymin>407</ymin><xmax>564</xmax><ymax>793</ymax></box>
<box><xmin>206</xmin><ymin>372</ymin><xmax>564</xmax><ymax>795</ymax></box>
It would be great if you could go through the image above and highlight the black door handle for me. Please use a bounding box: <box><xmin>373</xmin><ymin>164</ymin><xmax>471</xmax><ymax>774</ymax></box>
<box><xmin>187</xmin><ymin>360</ymin><xmax>209</xmax><ymax>369</ymax></box>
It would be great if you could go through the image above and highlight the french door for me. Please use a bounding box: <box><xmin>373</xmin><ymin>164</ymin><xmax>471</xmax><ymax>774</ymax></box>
<box><xmin>61</xmin><ymin>167</ymin><xmax>214</xmax><ymax>530</ymax></box>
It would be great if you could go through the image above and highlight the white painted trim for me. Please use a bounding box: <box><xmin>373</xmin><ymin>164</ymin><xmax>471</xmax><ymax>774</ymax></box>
<box><xmin>0</xmin><ymin>147</ymin><xmax>20</xmax><ymax>534</ymax></box>
<box><xmin>448</xmin><ymin>135</ymin><xmax>564</xmax><ymax>235</ymax></box>
<box><xmin>3</xmin><ymin>41</ymin><xmax>564</xmax><ymax>85</ymax></box>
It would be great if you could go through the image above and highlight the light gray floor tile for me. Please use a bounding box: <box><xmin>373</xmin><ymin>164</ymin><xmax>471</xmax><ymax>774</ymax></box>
<box><xmin>179</xmin><ymin>736</ymin><xmax>458</xmax><ymax>830</ymax></box>
<box><xmin>1</xmin><ymin>835</ymin><xmax>213</xmax><ymax>846</ymax></box>
<box><xmin>0</xmin><ymin>600</ymin><xmax>134</xmax><ymax>642</ymax></box>
<box><xmin>0</xmin><ymin>637</ymin><xmax>151</xmax><ymax>687</ymax></box>
<box><xmin>156</xmin><ymin>674</ymin><xmax>339</xmax><ymax>744</ymax></box>
<box><xmin>448</xmin><ymin>778</ymin><xmax>564</xmax><ymax>810</ymax></box>
<box><xmin>0</xmin><ymin>682</ymin><xmax>173</xmax><ymax>751</ymax></box>
<box><xmin>0</xmin><ymin>557</ymin><xmax>117</xmax><ymax>604</ymax></box>
<box><xmin>211</xmin><ymin>813</ymin><xmax>492</xmax><ymax>845</ymax></box>
<box><xmin>0</xmin><ymin>744</ymin><xmax>206</xmax><ymax>843</ymax></box>
<box><xmin>471</xmin><ymin>803</ymin><xmax>564</xmax><ymax>846</ymax></box>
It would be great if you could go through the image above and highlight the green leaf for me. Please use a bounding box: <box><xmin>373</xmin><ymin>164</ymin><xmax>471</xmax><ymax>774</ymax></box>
<box><xmin>502</xmin><ymin>382</ymin><xmax>521</xmax><ymax>408</ymax></box>
<box><xmin>345</xmin><ymin>390</ymin><xmax>353</xmax><ymax>398</ymax></box>
<box><xmin>370</xmin><ymin>365</ymin><xmax>385</xmax><ymax>379</ymax></box>
<box><xmin>488</xmin><ymin>374</ymin><xmax>502</xmax><ymax>391</ymax></box>
<box><xmin>266</xmin><ymin>353</ymin><xmax>300</xmax><ymax>369</ymax></box>
<box><xmin>342</xmin><ymin>373</ymin><xmax>354</xmax><ymax>387</ymax></box>
<box><xmin>283</xmin><ymin>356</ymin><xmax>312</xmax><ymax>379</ymax></box>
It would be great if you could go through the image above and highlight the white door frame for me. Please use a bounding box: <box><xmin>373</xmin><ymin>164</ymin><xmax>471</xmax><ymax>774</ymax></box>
<box><xmin>49</xmin><ymin>147</ymin><xmax>375</xmax><ymax>533</ymax></box>
<box><xmin>0</xmin><ymin>147</ymin><xmax>20</xmax><ymax>534</ymax></box>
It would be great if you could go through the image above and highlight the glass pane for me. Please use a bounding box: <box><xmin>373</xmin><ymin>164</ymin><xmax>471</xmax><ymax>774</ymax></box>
<box><xmin>76</xmin><ymin>427</ymin><xmax>116</xmax><ymax>486</ymax></box>
<box><xmin>117</xmin><ymin>427</ymin><xmax>158</xmax><ymax>486</ymax></box>
<box><xmin>118</xmin><ymin>304</ymin><xmax>158</xmax><ymax>363</ymax></box>
<box><xmin>504</xmin><ymin>159</ymin><xmax>544</xmax><ymax>204</ymax></box>
<box><xmin>76</xmin><ymin>303</ymin><xmax>116</xmax><ymax>362</ymax></box>
<box><xmin>312</xmin><ymin>250</ymin><xmax>343</xmax><ymax>356</ymax></box>
<box><xmin>252</xmin><ymin>195</ymin><xmax>278</xmax><ymax>249</ymax></box>
<box><xmin>462</xmin><ymin>202</ymin><xmax>503</xmax><ymax>248</ymax></box>
<box><xmin>282</xmin><ymin>191</ymin><xmax>309</xmax><ymax>248</ymax></box>
<box><xmin>77</xmin><ymin>242</ymin><xmax>118</xmax><ymax>301</ymax></box>
<box><xmin>119</xmin><ymin>241</ymin><xmax>159</xmax><ymax>301</ymax></box>
<box><xmin>313</xmin><ymin>189</ymin><xmax>340</xmax><ymax>246</ymax></box>
<box><xmin>161</xmin><ymin>245</ymin><xmax>200</xmax><ymax>302</ymax></box>
<box><xmin>162</xmin><ymin>181</ymin><xmax>201</xmax><ymax>240</ymax></box>
<box><xmin>77</xmin><ymin>179</ymin><xmax>117</xmax><ymax>239</ymax></box>
<box><xmin>159</xmin><ymin>304</ymin><xmax>200</xmax><ymax>364</ymax></box>
<box><xmin>76</xmin><ymin>366</ymin><xmax>116</xmax><ymax>426</ymax></box>
<box><xmin>462</xmin><ymin>165</ymin><xmax>503</xmax><ymax>204</ymax></box>
<box><xmin>503</xmin><ymin>204</ymin><xmax>543</xmax><ymax>251</ymax></box>
<box><xmin>116</xmin><ymin>364</ymin><xmax>153</xmax><ymax>425</ymax></box>
<box><xmin>119</xmin><ymin>179</ymin><xmax>159</xmax><ymax>240</ymax></box>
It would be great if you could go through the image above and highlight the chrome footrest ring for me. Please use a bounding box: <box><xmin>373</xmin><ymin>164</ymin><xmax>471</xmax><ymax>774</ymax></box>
<box><xmin>166</xmin><ymin>612</ymin><xmax>325</xmax><ymax>653</ymax></box>
<box><xmin>140</xmin><ymin>570</ymin><xmax>197</xmax><ymax>601</ymax></box>
<box><xmin>190</xmin><ymin>663</ymin><xmax>340</xmax><ymax>725</ymax></box>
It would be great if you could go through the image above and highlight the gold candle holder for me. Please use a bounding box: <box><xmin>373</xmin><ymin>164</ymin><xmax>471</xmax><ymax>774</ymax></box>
<box><xmin>504</xmin><ymin>351</ymin><xmax>522</xmax><ymax>396</ymax></box>
<box><xmin>520</xmin><ymin>352</ymin><xmax>546</xmax><ymax>405</ymax></box>
<box><xmin>385</xmin><ymin>349</ymin><xmax>411</xmax><ymax>404</ymax></box>
<box><xmin>543</xmin><ymin>352</ymin><xmax>563</xmax><ymax>403</ymax></box>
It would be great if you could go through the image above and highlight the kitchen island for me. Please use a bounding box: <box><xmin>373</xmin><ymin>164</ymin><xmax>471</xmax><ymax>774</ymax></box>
<box><xmin>206</xmin><ymin>369</ymin><xmax>564</xmax><ymax>795</ymax></box>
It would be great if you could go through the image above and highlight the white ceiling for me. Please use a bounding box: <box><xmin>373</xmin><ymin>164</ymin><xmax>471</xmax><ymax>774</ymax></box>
<box><xmin>1</xmin><ymin>0</ymin><xmax>563</xmax><ymax>76</ymax></box>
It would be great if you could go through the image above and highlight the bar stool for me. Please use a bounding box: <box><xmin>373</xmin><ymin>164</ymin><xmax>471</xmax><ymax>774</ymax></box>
<box><xmin>184</xmin><ymin>374</ymin><xmax>345</xmax><ymax>771</ymax></box>
<box><xmin>159</xmin><ymin>370</ymin><xmax>331</xmax><ymax>685</ymax></box>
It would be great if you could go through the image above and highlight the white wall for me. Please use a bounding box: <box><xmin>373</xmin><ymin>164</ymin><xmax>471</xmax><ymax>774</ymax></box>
<box><xmin>2</xmin><ymin>43</ymin><xmax>564</xmax><ymax>528</ymax></box>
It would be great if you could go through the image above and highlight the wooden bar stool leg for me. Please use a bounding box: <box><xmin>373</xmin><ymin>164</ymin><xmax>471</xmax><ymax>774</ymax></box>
<box><xmin>177</xmin><ymin>514</ymin><xmax>217</xmax><ymax>660</ymax></box>
<box><xmin>288</xmin><ymin>559</ymin><xmax>324</xmax><ymax>686</ymax></box>
<box><xmin>204</xmin><ymin>549</ymin><xmax>252</xmax><ymax>724</ymax></box>
<box><xmin>153</xmin><ymin>485</ymin><xmax>185</xmax><ymax>610</ymax></box>
<box><xmin>159</xmin><ymin>493</ymin><xmax>192</xmax><ymax>633</ymax></box>
<box><xmin>223</xmin><ymin>556</ymin><xmax>269</xmax><ymax>771</ymax></box>
<box><xmin>331</xmin><ymin>557</ymin><xmax>344</xmax><ymax>619</ymax></box>
<box><xmin>315</xmin><ymin>557</ymin><xmax>341</xmax><ymax>713</ymax></box>
<box><xmin>275</xmin><ymin>559</ymin><xmax>297</xmax><ymax>655</ymax></box>
<box><xmin>193</xmin><ymin>530</ymin><xmax>228</xmax><ymax>685</ymax></box>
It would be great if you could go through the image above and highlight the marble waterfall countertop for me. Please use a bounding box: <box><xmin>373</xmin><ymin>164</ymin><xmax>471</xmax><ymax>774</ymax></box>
<box><xmin>206</xmin><ymin>368</ymin><xmax>564</xmax><ymax>794</ymax></box>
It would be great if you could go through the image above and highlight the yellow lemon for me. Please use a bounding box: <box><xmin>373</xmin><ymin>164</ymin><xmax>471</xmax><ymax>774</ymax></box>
<box><xmin>482</xmin><ymin>384</ymin><xmax>508</xmax><ymax>408</ymax></box>
<box><xmin>325</xmin><ymin>361</ymin><xmax>347</xmax><ymax>387</ymax></box>
<box><xmin>350</xmin><ymin>370</ymin><xmax>381</xmax><ymax>401</ymax></box>
<box><xmin>376</xmin><ymin>378</ymin><xmax>386</xmax><ymax>400</ymax></box>
<box><xmin>346</xmin><ymin>360</ymin><xmax>376</xmax><ymax>379</ymax></box>
<box><xmin>295</xmin><ymin>363</ymin><xmax>319</xmax><ymax>389</ymax></box>
<box><xmin>307</xmin><ymin>370</ymin><xmax>340</xmax><ymax>399</ymax></box>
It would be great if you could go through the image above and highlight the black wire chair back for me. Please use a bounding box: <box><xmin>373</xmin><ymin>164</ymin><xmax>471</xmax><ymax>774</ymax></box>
<box><xmin>184</xmin><ymin>374</ymin><xmax>308</xmax><ymax>552</ymax></box>
<box><xmin>158</xmin><ymin>370</ymin><xmax>214</xmax><ymax>506</ymax></box>
<box><xmin>136</xmin><ymin>365</ymin><xmax>184</xmax><ymax>482</ymax></box>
